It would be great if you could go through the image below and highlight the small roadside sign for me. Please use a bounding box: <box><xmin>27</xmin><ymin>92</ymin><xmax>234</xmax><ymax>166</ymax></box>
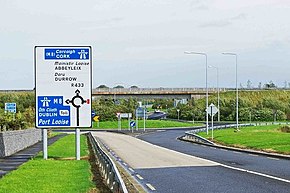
<box><xmin>5</xmin><ymin>103</ymin><xmax>16</xmax><ymax>113</ymax></box>
<box><xmin>92</xmin><ymin>110</ymin><xmax>96</xmax><ymax>118</ymax></box>
<box><xmin>93</xmin><ymin>116</ymin><xmax>99</xmax><ymax>122</ymax></box>
<box><xmin>206</xmin><ymin>103</ymin><xmax>218</xmax><ymax>116</ymax></box>
<box><xmin>136</xmin><ymin>107</ymin><xmax>147</xmax><ymax>118</ymax></box>
<box><xmin>130</xmin><ymin>121</ymin><xmax>136</xmax><ymax>127</ymax></box>
<box><xmin>120</xmin><ymin>113</ymin><xmax>132</xmax><ymax>118</ymax></box>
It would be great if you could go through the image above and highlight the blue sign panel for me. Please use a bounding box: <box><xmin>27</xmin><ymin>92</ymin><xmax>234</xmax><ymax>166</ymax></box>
<box><xmin>92</xmin><ymin>110</ymin><xmax>96</xmax><ymax>118</ymax></box>
<box><xmin>44</xmin><ymin>49</ymin><xmax>90</xmax><ymax>60</ymax></box>
<box><xmin>37</xmin><ymin>96</ymin><xmax>71</xmax><ymax>127</ymax></box>
<box><xmin>136</xmin><ymin>107</ymin><xmax>147</xmax><ymax>117</ymax></box>
<box><xmin>130</xmin><ymin>121</ymin><xmax>136</xmax><ymax>127</ymax></box>
<box><xmin>5</xmin><ymin>103</ymin><xmax>16</xmax><ymax>113</ymax></box>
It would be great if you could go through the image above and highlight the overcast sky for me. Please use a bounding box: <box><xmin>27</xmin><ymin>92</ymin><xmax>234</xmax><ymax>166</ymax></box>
<box><xmin>1</xmin><ymin>0</ymin><xmax>290</xmax><ymax>89</ymax></box>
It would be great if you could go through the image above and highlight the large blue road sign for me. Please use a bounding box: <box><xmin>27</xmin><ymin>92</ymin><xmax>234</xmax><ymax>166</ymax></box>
<box><xmin>35</xmin><ymin>46</ymin><xmax>92</xmax><ymax>128</ymax></box>
<box><xmin>37</xmin><ymin>96</ymin><xmax>71</xmax><ymax>127</ymax></box>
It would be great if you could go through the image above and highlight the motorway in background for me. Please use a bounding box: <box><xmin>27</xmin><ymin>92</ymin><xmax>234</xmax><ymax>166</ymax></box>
<box><xmin>93</xmin><ymin>130</ymin><xmax>290</xmax><ymax>193</ymax></box>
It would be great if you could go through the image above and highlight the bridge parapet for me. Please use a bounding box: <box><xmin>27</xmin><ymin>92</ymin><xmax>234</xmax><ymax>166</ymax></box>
<box><xmin>93</xmin><ymin>88</ymin><xmax>227</xmax><ymax>94</ymax></box>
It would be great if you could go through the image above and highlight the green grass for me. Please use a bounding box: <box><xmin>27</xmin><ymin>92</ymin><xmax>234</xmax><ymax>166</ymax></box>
<box><xmin>39</xmin><ymin>134</ymin><xmax>88</xmax><ymax>158</ymax></box>
<box><xmin>0</xmin><ymin>134</ymin><xmax>94</xmax><ymax>193</ymax></box>
<box><xmin>92</xmin><ymin>119</ymin><xmax>203</xmax><ymax>129</ymax></box>
<box><xmin>199</xmin><ymin>125</ymin><xmax>290</xmax><ymax>154</ymax></box>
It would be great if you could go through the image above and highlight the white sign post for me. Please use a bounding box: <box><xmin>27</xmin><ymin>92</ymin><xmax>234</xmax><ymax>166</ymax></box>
<box><xmin>206</xmin><ymin>103</ymin><xmax>219</xmax><ymax>140</ymax></box>
<box><xmin>35</xmin><ymin>46</ymin><xmax>92</xmax><ymax>160</ymax></box>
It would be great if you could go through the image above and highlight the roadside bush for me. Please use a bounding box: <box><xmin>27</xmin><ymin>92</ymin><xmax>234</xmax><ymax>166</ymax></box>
<box><xmin>280</xmin><ymin>125</ymin><xmax>290</xmax><ymax>133</ymax></box>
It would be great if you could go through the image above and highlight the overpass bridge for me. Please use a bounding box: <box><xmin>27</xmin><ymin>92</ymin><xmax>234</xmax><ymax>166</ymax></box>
<box><xmin>92</xmin><ymin>88</ymin><xmax>228</xmax><ymax>99</ymax></box>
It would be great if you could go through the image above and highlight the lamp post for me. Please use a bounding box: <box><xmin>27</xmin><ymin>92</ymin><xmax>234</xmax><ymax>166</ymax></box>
<box><xmin>222</xmin><ymin>53</ymin><xmax>239</xmax><ymax>131</ymax></box>
<box><xmin>185</xmin><ymin>51</ymin><xmax>209</xmax><ymax>135</ymax></box>
<box><xmin>208</xmin><ymin>65</ymin><xmax>220</xmax><ymax>122</ymax></box>
<box><xmin>177</xmin><ymin>109</ymin><xmax>180</xmax><ymax>120</ymax></box>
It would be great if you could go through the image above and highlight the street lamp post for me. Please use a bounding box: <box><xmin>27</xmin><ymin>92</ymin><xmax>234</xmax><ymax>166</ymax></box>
<box><xmin>185</xmin><ymin>51</ymin><xmax>209</xmax><ymax>135</ymax></box>
<box><xmin>208</xmin><ymin>65</ymin><xmax>220</xmax><ymax>122</ymax></box>
<box><xmin>177</xmin><ymin>109</ymin><xmax>180</xmax><ymax>120</ymax></box>
<box><xmin>222</xmin><ymin>53</ymin><xmax>239</xmax><ymax>131</ymax></box>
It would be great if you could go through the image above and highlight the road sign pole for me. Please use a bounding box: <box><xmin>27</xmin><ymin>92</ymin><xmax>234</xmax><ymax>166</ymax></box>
<box><xmin>136</xmin><ymin>109</ymin><xmax>138</xmax><ymax>131</ymax></box>
<box><xmin>143</xmin><ymin>108</ymin><xmax>146</xmax><ymax>132</ymax></box>
<box><xmin>211</xmin><ymin>106</ymin><xmax>213</xmax><ymax>140</ymax></box>
<box><xmin>128</xmin><ymin>115</ymin><xmax>130</xmax><ymax>130</ymax></box>
<box><xmin>43</xmin><ymin>129</ymin><xmax>48</xmax><ymax>160</ymax></box>
<box><xmin>211</xmin><ymin>114</ymin><xmax>214</xmax><ymax>141</ymax></box>
<box><xmin>118</xmin><ymin>116</ymin><xmax>121</xmax><ymax>131</ymax></box>
<box><xmin>76</xmin><ymin>128</ymin><xmax>80</xmax><ymax>160</ymax></box>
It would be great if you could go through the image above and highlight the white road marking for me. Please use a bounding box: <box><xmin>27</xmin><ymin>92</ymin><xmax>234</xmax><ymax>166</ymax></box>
<box><xmin>248</xmin><ymin>154</ymin><xmax>259</xmax><ymax>157</ymax></box>
<box><xmin>210</xmin><ymin>147</ymin><xmax>217</xmax><ymax>150</ymax></box>
<box><xmin>93</xmin><ymin>132</ymin><xmax>290</xmax><ymax>185</ymax></box>
<box><xmin>129</xmin><ymin>167</ymin><xmax>135</xmax><ymax>173</ymax></box>
<box><xmin>123</xmin><ymin>162</ymin><xmax>127</xmax><ymax>166</ymax></box>
<box><xmin>146</xmin><ymin>183</ymin><xmax>156</xmax><ymax>191</ymax></box>
<box><xmin>267</xmin><ymin>157</ymin><xmax>280</xmax><ymax>161</ymax></box>
<box><xmin>136</xmin><ymin>174</ymin><xmax>144</xmax><ymax>180</ymax></box>
<box><xmin>221</xmin><ymin>164</ymin><xmax>290</xmax><ymax>184</ymax></box>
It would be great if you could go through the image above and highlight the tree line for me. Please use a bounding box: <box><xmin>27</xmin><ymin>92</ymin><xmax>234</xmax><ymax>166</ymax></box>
<box><xmin>167</xmin><ymin>90</ymin><xmax>290</xmax><ymax>122</ymax></box>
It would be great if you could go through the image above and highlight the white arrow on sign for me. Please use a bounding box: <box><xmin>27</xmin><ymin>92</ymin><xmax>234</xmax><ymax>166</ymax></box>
<box><xmin>206</xmin><ymin>103</ymin><xmax>219</xmax><ymax>116</ymax></box>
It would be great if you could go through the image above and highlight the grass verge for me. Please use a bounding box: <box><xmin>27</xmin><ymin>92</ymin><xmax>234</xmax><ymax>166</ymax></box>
<box><xmin>198</xmin><ymin>125</ymin><xmax>290</xmax><ymax>154</ymax></box>
<box><xmin>93</xmin><ymin>119</ymin><xmax>203</xmax><ymax>129</ymax></box>
<box><xmin>0</xmin><ymin>134</ymin><xmax>96</xmax><ymax>193</ymax></box>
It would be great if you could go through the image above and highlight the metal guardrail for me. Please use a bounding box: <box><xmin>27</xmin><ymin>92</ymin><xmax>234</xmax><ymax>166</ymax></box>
<box><xmin>184</xmin><ymin>123</ymin><xmax>254</xmax><ymax>145</ymax></box>
<box><xmin>186</xmin><ymin>123</ymin><xmax>255</xmax><ymax>135</ymax></box>
<box><xmin>183</xmin><ymin>132</ymin><xmax>215</xmax><ymax>145</ymax></box>
<box><xmin>88</xmin><ymin>132</ymin><xmax>128</xmax><ymax>193</ymax></box>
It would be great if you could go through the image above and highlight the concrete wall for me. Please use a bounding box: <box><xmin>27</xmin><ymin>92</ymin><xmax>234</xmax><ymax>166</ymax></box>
<box><xmin>0</xmin><ymin>129</ymin><xmax>42</xmax><ymax>158</ymax></box>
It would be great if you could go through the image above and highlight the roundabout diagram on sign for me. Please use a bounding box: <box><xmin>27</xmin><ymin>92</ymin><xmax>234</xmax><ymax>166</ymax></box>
<box><xmin>66</xmin><ymin>89</ymin><xmax>90</xmax><ymax>126</ymax></box>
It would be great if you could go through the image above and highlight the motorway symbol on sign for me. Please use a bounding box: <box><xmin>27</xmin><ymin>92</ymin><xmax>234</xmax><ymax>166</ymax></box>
<box><xmin>206</xmin><ymin>103</ymin><xmax>219</xmax><ymax>116</ymax></box>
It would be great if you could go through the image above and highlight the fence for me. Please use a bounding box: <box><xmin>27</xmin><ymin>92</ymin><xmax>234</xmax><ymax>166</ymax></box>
<box><xmin>88</xmin><ymin>133</ymin><xmax>128</xmax><ymax>193</ymax></box>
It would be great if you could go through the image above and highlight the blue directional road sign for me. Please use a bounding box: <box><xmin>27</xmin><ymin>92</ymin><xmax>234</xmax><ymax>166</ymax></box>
<box><xmin>130</xmin><ymin>121</ymin><xmax>136</xmax><ymax>127</ymax></box>
<box><xmin>92</xmin><ymin>110</ymin><xmax>96</xmax><ymax>118</ymax></box>
<box><xmin>136</xmin><ymin>107</ymin><xmax>147</xmax><ymax>118</ymax></box>
<box><xmin>5</xmin><ymin>103</ymin><xmax>16</xmax><ymax>113</ymax></box>
<box><xmin>37</xmin><ymin>96</ymin><xmax>71</xmax><ymax>127</ymax></box>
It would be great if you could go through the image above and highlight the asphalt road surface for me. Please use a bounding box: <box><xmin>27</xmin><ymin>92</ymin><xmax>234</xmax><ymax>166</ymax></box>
<box><xmin>93</xmin><ymin>130</ymin><xmax>290</xmax><ymax>193</ymax></box>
